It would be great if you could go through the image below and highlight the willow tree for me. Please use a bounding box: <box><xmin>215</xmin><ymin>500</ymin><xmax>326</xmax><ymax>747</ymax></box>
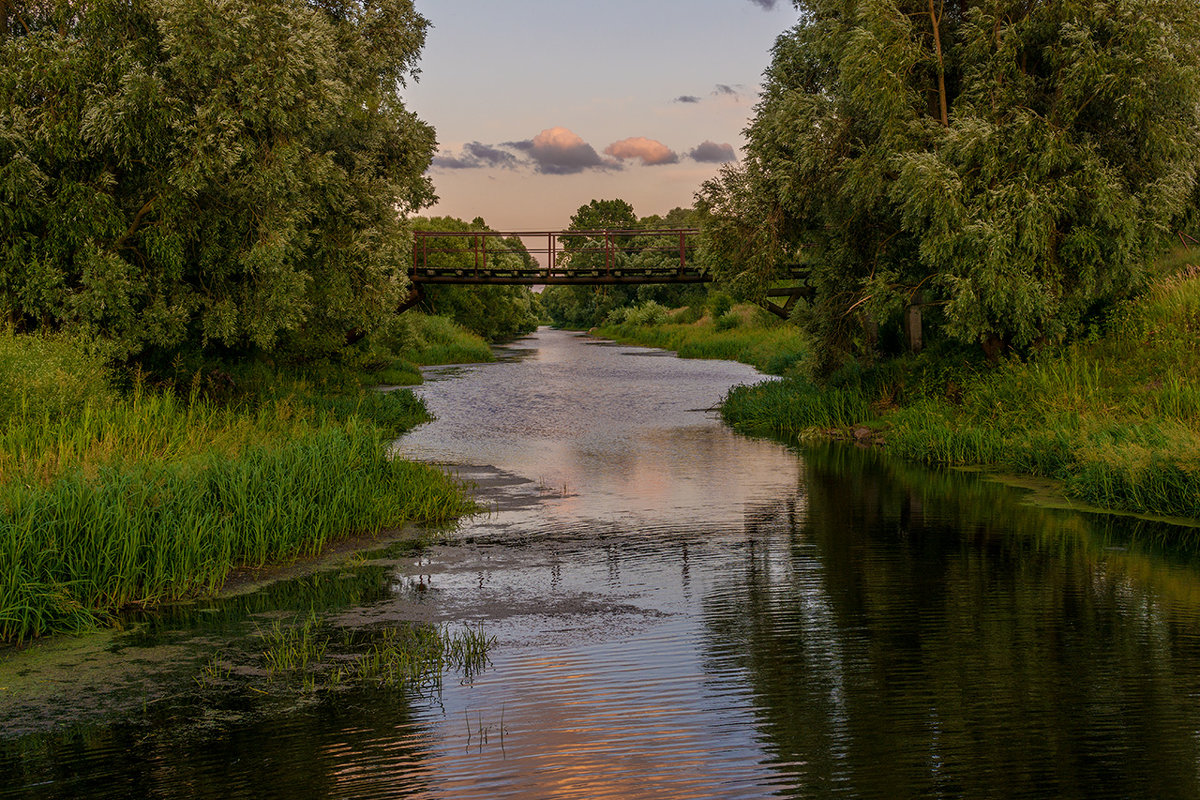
<box><xmin>0</xmin><ymin>0</ymin><xmax>436</xmax><ymax>363</ymax></box>
<box><xmin>700</xmin><ymin>0</ymin><xmax>1200</xmax><ymax>371</ymax></box>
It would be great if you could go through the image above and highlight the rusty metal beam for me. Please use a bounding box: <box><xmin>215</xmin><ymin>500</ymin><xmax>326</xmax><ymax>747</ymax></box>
<box><xmin>411</xmin><ymin>228</ymin><xmax>705</xmax><ymax>287</ymax></box>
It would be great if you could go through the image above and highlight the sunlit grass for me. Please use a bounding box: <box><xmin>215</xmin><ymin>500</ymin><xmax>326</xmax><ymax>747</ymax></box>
<box><xmin>718</xmin><ymin>258</ymin><xmax>1200</xmax><ymax>522</ymax></box>
<box><xmin>594</xmin><ymin>303</ymin><xmax>808</xmax><ymax>375</ymax></box>
<box><xmin>0</xmin><ymin>333</ymin><xmax>476</xmax><ymax>643</ymax></box>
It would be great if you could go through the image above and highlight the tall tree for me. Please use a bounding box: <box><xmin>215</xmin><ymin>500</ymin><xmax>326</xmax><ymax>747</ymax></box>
<box><xmin>0</xmin><ymin>0</ymin><xmax>436</xmax><ymax>363</ymax></box>
<box><xmin>700</xmin><ymin>0</ymin><xmax>1200</xmax><ymax>372</ymax></box>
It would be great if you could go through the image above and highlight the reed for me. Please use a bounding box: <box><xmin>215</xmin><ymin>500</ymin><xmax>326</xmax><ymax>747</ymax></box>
<box><xmin>717</xmin><ymin>263</ymin><xmax>1200</xmax><ymax>524</ymax></box>
<box><xmin>0</xmin><ymin>335</ymin><xmax>475</xmax><ymax>643</ymax></box>
<box><xmin>246</xmin><ymin>615</ymin><xmax>494</xmax><ymax>693</ymax></box>
<box><xmin>0</xmin><ymin>423</ymin><xmax>472</xmax><ymax>642</ymax></box>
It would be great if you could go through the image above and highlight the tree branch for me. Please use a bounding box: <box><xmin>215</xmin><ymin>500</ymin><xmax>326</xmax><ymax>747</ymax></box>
<box><xmin>113</xmin><ymin>195</ymin><xmax>159</xmax><ymax>250</ymax></box>
<box><xmin>928</xmin><ymin>0</ymin><xmax>949</xmax><ymax>127</ymax></box>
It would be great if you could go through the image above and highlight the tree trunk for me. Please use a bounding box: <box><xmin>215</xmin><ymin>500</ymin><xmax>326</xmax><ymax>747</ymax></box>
<box><xmin>928</xmin><ymin>0</ymin><xmax>949</xmax><ymax>127</ymax></box>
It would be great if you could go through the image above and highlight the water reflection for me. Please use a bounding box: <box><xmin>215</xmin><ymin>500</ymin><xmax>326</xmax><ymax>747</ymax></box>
<box><xmin>702</xmin><ymin>445</ymin><xmax>1200</xmax><ymax>799</ymax></box>
<box><xmin>5</xmin><ymin>329</ymin><xmax>1200</xmax><ymax>799</ymax></box>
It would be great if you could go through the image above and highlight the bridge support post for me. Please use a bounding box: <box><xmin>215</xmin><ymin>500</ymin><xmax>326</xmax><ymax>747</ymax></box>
<box><xmin>762</xmin><ymin>287</ymin><xmax>810</xmax><ymax>320</ymax></box>
<box><xmin>397</xmin><ymin>283</ymin><xmax>426</xmax><ymax>314</ymax></box>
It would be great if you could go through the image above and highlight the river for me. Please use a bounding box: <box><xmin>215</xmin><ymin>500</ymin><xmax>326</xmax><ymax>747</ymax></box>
<box><xmin>4</xmin><ymin>327</ymin><xmax>1200</xmax><ymax>798</ymax></box>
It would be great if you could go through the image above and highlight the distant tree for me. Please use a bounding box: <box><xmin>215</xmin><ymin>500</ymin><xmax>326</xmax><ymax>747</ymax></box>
<box><xmin>700</xmin><ymin>0</ymin><xmax>1200</xmax><ymax>372</ymax></box>
<box><xmin>409</xmin><ymin>216</ymin><xmax>540</xmax><ymax>341</ymax></box>
<box><xmin>541</xmin><ymin>200</ymin><xmax>639</xmax><ymax>328</ymax></box>
<box><xmin>0</xmin><ymin>0</ymin><xmax>436</xmax><ymax>365</ymax></box>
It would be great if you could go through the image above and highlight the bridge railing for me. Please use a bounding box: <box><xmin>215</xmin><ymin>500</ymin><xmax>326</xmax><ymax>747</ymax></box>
<box><xmin>412</xmin><ymin>228</ymin><xmax>704</xmax><ymax>285</ymax></box>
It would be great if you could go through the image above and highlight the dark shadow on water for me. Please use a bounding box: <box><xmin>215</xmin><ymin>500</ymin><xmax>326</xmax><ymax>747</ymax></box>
<box><xmin>700</xmin><ymin>443</ymin><xmax>1200</xmax><ymax>800</ymax></box>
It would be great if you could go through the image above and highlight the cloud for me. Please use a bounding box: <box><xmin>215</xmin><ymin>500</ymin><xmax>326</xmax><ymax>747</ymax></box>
<box><xmin>509</xmin><ymin>127</ymin><xmax>612</xmax><ymax>175</ymax></box>
<box><xmin>604</xmin><ymin>137</ymin><xmax>679</xmax><ymax>166</ymax></box>
<box><xmin>431</xmin><ymin>141</ymin><xmax>520</xmax><ymax>170</ymax></box>
<box><xmin>673</xmin><ymin>95</ymin><xmax>701</xmax><ymax>104</ymax></box>
<box><xmin>431</xmin><ymin>127</ymin><xmax>630</xmax><ymax>175</ymax></box>
<box><xmin>688</xmin><ymin>141</ymin><xmax>737</xmax><ymax>163</ymax></box>
<box><xmin>746</xmin><ymin>0</ymin><xmax>779</xmax><ymax>7</ymax></box>
<box><xmin>712</xmin><ymin>83</ymin><xmax>742</xmax><ymax>98</ymax></box>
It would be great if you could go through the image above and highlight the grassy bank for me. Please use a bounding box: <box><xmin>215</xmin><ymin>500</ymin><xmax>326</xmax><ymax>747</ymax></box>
<box><xmin>591</xmin><ymin>265</ymin><xmax>1200</xmax><ymax>523</ymax></box>
<box><xmin>722</xmin><ymin>267</ymin><xmax>1200</xmax><ymax>521</ymax></box>
<box><xmin>593</xmin><ymin>303</ymin><xmax>808</xmax><ymax>376</ymax></box>
<box><xmin>252</xmin><ymin>313</ymin><xmax>497</xmax><ymax>391</ymax></box>
<box><xmin>0</xmin><ymin>332</ymin><xmax>476</xmax><ymax>643</ymax></box>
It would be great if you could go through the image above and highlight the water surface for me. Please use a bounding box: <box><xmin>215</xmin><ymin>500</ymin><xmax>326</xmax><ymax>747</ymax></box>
<box><xmin>4</xmin><ymin>328</ymin><xmax>1200</xmax><ymax>799</ymax></box>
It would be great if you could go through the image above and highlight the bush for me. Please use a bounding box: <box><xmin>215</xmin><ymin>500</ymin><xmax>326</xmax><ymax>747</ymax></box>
<box><xmin>708</xmin><ymin>292</ymin><xmax>734</xmax><ymax>319</ymax></box>
<box><xmin>0</xmin><ymin>332</ymin><xmax>114</xmax><ymax>425</ymax></box>
<box><xmin>715</xmin><ymin>312</ymin><xmax>741</xmax><ymax>331</ymax></box>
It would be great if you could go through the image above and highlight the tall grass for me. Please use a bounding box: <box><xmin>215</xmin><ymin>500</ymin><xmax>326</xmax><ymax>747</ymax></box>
<box><xmin>0</xmin><ymin>335</ymin><xmax>475</xmax><ymax>643</ymax></box>
<box><xmin>0</xmin><ymin>412</ymin><xmax>471</xmax><ymax>642</ymax></box>
<box><xmin>0</xmin><ymin>330</ymin><xmax>113</xmax><ymax>423</ymax></box>
<box><xmin>718</xmin><ymin>263</ymin><xmax>1200</xmax><ymax>523</ymax></box>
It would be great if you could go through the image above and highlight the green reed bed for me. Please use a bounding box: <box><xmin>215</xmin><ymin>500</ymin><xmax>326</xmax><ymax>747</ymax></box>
<box><xmin>0</xmin><ymin>336</ymin><xmax>474</xmax><ymax>643</ymax></box>
<box><xmin>198</xmin><ymin>614</ymin><xmax>494</xmax><ymax>696</ymax></box>
<box><xmin>719</xmin><ymin>265</ymin><xmax>1200</xmax><ymax>522</ymax></box>
<box><xmin>1</xmin><ymin>417</ymin><xmax>471</xmax><ymax>642</ymax></box>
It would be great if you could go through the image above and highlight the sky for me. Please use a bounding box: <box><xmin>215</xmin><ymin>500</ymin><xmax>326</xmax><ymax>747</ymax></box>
<box><xmin>402</xmin><ymin>0</ymin><xmax>801</xmax><ymax>231</ymax></box>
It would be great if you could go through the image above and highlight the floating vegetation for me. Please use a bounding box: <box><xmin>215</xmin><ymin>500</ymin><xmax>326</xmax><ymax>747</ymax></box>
<box><xmin>197</xmin><ymin>613</ymin><xmax>495</xmax><ymax>697</ymax></box>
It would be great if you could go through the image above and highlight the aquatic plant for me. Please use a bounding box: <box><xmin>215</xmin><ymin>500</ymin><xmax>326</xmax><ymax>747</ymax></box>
<box><xmin>0</xmin><ymin>343</ymin><xmax>475</xmax><ymax>643</ymax></box>
<box><xmin>231</xmin><ymin>614</ymin><xmax>495</xmax><ymax>694</ymax></box>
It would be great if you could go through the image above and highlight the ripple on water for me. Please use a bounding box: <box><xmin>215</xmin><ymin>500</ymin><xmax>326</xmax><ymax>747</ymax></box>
<box><xmin>7</xmin><ymin>329</ymin><xmax>1200</xmax><ymax>800</ymax></box>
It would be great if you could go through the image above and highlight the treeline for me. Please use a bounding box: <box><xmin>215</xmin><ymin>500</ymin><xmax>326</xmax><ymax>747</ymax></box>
<box><xmin>1</xmin><ymin>0</ymin><xmax>441</xmax><ymax>375</ymax></box>
<box><xmin>409</xmin><ymin>216</ymin><xmax>542</xmax><ymax>343</ymax></box>
<box><xmin>540</xmin><ymin>200</ymin><xmax>709</xmax><ymax>328</ymax></box>
<box><xmin>697</xmin><ymin>0</ymin><xmax>1200</xmax><ymax>375</ymax></box>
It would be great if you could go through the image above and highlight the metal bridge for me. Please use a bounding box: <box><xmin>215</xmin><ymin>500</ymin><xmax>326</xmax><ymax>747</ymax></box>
<box><xmin>412</xmin><ymin>228</ymin><xmax>706</xmax><ymax>285</ymax></box>
<box><xmin>408</xmin><ymin>228</ymin><xmax>809</xmax><ymax>318</ymax></box>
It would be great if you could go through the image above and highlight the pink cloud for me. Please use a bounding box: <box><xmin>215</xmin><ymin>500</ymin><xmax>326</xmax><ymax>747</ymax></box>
<box><xmin>604</xmin><ymin>137</ymin><xmax>680</xmax><ymax>166</ymax></box>
<box><xmin>509</xmin><ymin>127</ymin><xmax>609</xmax><ymax>174</ymax></box>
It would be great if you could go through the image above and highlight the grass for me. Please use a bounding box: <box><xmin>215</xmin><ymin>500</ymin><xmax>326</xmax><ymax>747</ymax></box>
<box><xmin>719</xmin><ymin>255</ymin><xmax>1200</xmax><ymax>521</ymax></box>
<box><xmin>386</xmin><ymin>312</ymin><xmax>496</xmax><ymax>367</ymax></box>
<box><xmin>0</xmin><ymin>332</ymin><xmax>476</xmax><ymax>643</ymax></box>
<box><xmin>200</xmin><ymin>613</ymin><xmax>495</xmax><ymax>695</ymax></box>
<box><xmin>594</xmin><ymin>303</ymin><xmax>809</xmax><ymax>376</ymax></box>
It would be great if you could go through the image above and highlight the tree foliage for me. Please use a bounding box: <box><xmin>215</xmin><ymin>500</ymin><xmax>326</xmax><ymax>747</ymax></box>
<box><xmin>0</xmin><ymin>0</ymin><xmax>436</xmax><ymax>363</ymax></box>
<box><xmin>700</xmin><ymin>0</ymin><xmax>1200</xmax><ymax>371</ymax></box>
<box><xmin>541</xmin><ymin>201</ymin><xmax>706</xmax><ymax>328</ymax></box>
<box><xmin>409</xmin><ymin>216</ymin><xmax>541</xmax><ymax>342</ymax></box>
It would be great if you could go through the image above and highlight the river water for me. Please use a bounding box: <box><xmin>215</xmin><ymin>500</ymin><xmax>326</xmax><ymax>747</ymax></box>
<box><xmin>5</xmin><ymin>327</ymin><xmax>1200</xmax><ymax>798</ymax></box>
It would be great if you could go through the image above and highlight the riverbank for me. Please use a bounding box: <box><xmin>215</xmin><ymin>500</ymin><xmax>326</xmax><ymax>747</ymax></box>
<box><xmin>593</xmin><ymin>262</ymin><xmax>1200</xmax><ymax>522</ymax></box>
<box><xmin>593</xmin><ymin>303</ymin><xmax>808</xmax><ymax>376</ymax></box>
<box><xmin>0</xmin><ymin>321</ymin><xmax>486</xmax><ymax>644</ymax></box>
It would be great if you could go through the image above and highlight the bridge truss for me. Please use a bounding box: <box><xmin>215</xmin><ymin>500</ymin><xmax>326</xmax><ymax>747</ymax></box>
<box><xmin>408</xmin><ymin>228</ymin><xmax>810</xmax><ymax>318</ymax></box>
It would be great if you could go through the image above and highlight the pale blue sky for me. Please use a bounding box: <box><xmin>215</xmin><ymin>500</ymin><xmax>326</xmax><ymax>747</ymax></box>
<box><xmin>404</xmin><ymin>0</ymin><xmax>800</xmax><ymax>229</ymax></box>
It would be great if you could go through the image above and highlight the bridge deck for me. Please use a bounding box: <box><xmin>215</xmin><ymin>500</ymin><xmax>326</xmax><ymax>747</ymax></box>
<box><xmin>409</xmin><ymin>227</ymin><xmax>811</xmax><ymax>318</ymax></box>
<box><xmin>412</xmin><ymin>228</ymin><xmax>708</xmax><ymax>285</ymax></box>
